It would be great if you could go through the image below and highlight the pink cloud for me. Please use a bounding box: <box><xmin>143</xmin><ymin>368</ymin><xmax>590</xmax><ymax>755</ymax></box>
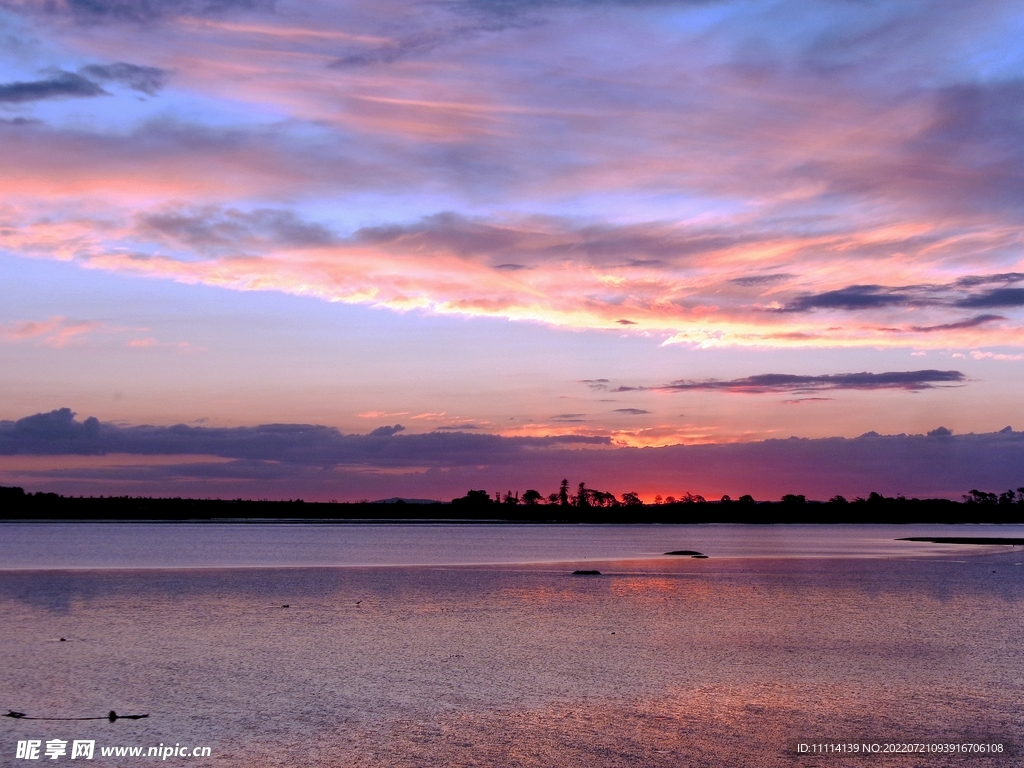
<box><xmin>4</xmin><ymin>205</ymin><xmax>1022</xmax><ymax>350</ymax></box>
<box><xmin>970</xmin><ymin>351</ymin><xmax>1024</xmax><ymax>361</ymax></box>
<box><xmin>1</xmin><ymin>0</ymin><xmax>1022</xmax><ymax>354</ymax></box>
<box><xmin>0</xmin><ymin>314</ymin><xmax>196</xmax><ymax>352</ymax></box>
<box><xmin>1</xmin><ymin>316</ymin><xmax>102</xmax><ymax>347</ymax></box>
<box><xmin>126</xmin><ymin>338</ymin><xmax>199</xmax><ymax>352</ymax></box>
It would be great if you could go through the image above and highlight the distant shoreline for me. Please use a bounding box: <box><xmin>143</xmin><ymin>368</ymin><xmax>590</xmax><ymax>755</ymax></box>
<box><xmin>4</xmin><ymin>484</ymin><xmax>1023</xmax><ymax>524</ymax></box>
<box><xmin>5</xmin><ymin>517</ymin><xmax>1024</xmax><ymax>526</ymax></box>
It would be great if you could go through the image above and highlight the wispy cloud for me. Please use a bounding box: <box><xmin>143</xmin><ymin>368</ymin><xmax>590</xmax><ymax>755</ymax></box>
<box><xmin>618</xmin><ymin>370</ymin><xmax>968</xmax><ymax>394</ymax></box>
<box><xmin>910</xmin><ymin>315</ymin><xmax>1004</xmax><ymax>333</ymax></box>
<box><xmin>781</xmin><ymin>277</ymin><xmax>1024</xmax><ymax>314</ymax></box>
<box><xmin>6</xmin><ymin>200</ymin><xmax>1022</xmax><ymax>349</ymax></box>
<box><xmin>970</xmin><ymin>350</ymin><xmax>1024</xmax><ymax>361</ymax></box>
<box><xmin>79</xmin><ymin>63</ymin><xmax>168</xmax><ymax>95</ymax></box>
<box><xmin>957</xmin><ymin>288</ymin><xmax>1024</xmax><ymax>309</ymax></box>
<box><xmin>126</xmin><ymin>337</ymin><xmax>200</xmax><ymax>352</ymax></box>
<box><xmin>139</xmin><ymin>207</ymin><xmax>335</xmax><ymax>250</ymax></box>
<box><xmin>2</xmin><ymin>0</ymin><xmax>272</xmax><ymax>23</ymax></box>
<box><xmin>0</xmin><ymin>0</ymin><xmax>1022</xmax><ymax>354</ymax></box>
<box><xmin>551</xmin><ymin>413</ymin><xmax>587</xmax><ymax>422</ymax></box>
<box><xmin>1</xmin><ymin>316</ymin><xmax>103</xmax><ymax>347</ymax></box>
<box><xmin>0</xmin><ymin>62</ymin><xmax>166</xmax><ymax>105</ymax></box>
<box><xmin>728</xmin><ymin>274</ymin><xmax>795</xmax><ymax>288</ymax></box>
<box><xmin>0</xmin><ymin>72</ymin><xmax>106</xmax><ymax>103</ymax></box>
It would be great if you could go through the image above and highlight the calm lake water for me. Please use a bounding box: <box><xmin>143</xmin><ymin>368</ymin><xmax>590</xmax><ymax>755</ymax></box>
<box><xmin>1</xmin><ymin>524</ymin><xmax>1023</xmax><ymax>766</ymax></box>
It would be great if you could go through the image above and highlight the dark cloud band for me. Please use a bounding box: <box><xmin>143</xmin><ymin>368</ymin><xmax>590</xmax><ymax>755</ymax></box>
<box><xmin>80</xmin><ymin>63</ymin><xmax>167</xmax><ymax>95</ymax></box>
<box><xmin>781</xmin><ymin>275</ymin><xmax>1024</xmax><ymax>315</ymax></box>
<box><xmin>0</xmin><ymin>72</ymin><xmax>105</xmax><ymax>104</ymax></box>
<box><xmin>623</xmin><ymin>369</ymin><xmax>968</xmax><ymax>394</ymax></box>
<box><xmin>0</xmin><ymin>0</ymin><xmax>270</xmax><ymax>23</ymax></box>
<box><xmin>0</xmin><ymin>63</ymin><xmax>166</xmax><ymax>105</ymax></box>
<box><xmin>0</xmin><ymin>409</ymin><xmax>609</xmax><ymax>466</ymax></box>
<box><xmin>2</xmin><ymin>409</ymin><xmax>1022</xmax><ymax>504</ymax></box>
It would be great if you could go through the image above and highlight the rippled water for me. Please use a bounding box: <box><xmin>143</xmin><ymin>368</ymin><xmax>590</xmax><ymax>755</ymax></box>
<box><xmin>1</xmin><ymin>525</ymin><xmax>1022</xmax><ymax>766</ymax></box>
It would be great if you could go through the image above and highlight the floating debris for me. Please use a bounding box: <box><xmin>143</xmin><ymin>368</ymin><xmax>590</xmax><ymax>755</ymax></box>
<box><xmin>899</xmin><ymin>537</ymin><xmax>1024</xmax><ymax>545</ymax></box>
<box><xmin>6</xmin><ymin>710</ymin><xmax>148</xmax><ymax>722</ymax></box>
<box><xmin>108</xmin><ymin>711</ymin><xmax>149</xmax><ymax>722</ymax></box>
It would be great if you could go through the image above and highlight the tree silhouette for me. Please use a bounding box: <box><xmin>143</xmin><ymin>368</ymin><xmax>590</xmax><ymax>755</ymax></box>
<box><xmin>558</xmin><ymin>478</ymin><xmax>570</xmax><ymax>507</ymax></box>
<box><xmin>452</xmin><ymin>489</ymin><xmax>493</xmax><ymax>506</ymax></box>
<box><xmin>964</xmin><ymin>489</ymin><xmax>997</xmax><ymax>505</ymax></box>
<box><xmin>522</xmin><ymin>489</ymin><xmax>542</xmax><ymax>505</ymax></box>
<box><xmin>575</xmin><ymin>482</ymin><xmax>590</xmax><ymax>508</ymax></box>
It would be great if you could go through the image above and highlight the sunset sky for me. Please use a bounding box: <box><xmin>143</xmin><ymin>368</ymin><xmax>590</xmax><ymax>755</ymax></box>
<box><xmin>2</xmin><ymin>0</ymin><xmax>1023</xmax><ymax>501</ymax></box>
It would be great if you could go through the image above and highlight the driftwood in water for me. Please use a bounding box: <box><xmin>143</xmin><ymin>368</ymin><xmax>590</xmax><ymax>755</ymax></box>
<box><xmin>6</xmin><ymin>710</ymin><xmax>149</xmax><ymax>722</ymax></box>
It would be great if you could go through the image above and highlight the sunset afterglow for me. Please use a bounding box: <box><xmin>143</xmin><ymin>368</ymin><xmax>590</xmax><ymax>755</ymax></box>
<box><xmin>2</xmin><ymin>0</ymin><xmax>1023</xmax><ymax>500</ymax></box>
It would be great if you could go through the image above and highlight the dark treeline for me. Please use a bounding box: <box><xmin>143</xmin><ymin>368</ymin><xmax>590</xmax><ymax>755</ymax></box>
<box><xmin>447</xmin><ymin>482</ymin><xmax>1024</xmax><ymax>523</ymax></box>
<box><xmin>2</xmin><ymin>482</ymin><xmax>1024</xmax><ymax>523</ymax></box>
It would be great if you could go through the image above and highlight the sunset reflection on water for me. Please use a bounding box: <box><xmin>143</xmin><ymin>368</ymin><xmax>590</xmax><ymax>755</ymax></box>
<box><xmin>1</xmin><ymin>531</ymin><xmax>1021</xmax><ymax>766</ymax></box>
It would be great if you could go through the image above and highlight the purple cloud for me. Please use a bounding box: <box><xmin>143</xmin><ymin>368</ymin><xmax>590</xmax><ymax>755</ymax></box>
<box><xmin>2</xmin><ymin>409</ymin><xmax>1022</xmax><ymax>503</ymax></box>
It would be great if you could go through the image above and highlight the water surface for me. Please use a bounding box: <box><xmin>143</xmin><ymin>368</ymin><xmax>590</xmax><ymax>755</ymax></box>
<box><xmin>2</xmin><ymin>522</ymin><xmax>1020</xmax><ymax>568</ymax></box>
<box><xmin>1</xmin><ymin>525</ymin><xmax>1021</xmax><ymax>766</ymax></box>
